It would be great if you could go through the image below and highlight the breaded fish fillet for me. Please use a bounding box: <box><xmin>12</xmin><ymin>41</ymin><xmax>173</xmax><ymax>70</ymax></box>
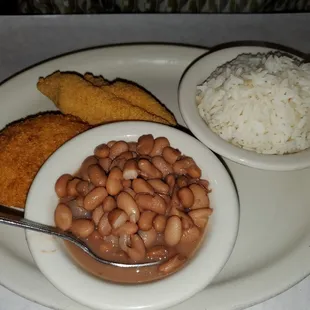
<box><xmin>37</xmin><ymin>71</ymin><xmax>176</xmax><ymax>126</ymax></box>
<box><xmin>84</xmin><ymin>73</ymin><xmax>176</xmax><ymax>124</ymax></box>
<box><xmin>84</xmin><ymin>73</ymin><xmax>109</xmax><ymax>87</ymax></box>
<box><xmin>0</xmin><ymin>113</ymin><xmax>90</xmax><ymax>208</ymax></box>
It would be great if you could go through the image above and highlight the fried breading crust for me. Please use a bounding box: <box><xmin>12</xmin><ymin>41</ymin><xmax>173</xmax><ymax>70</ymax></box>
<box><xmin>37</xmin><ymin>71</ymin><xmax>177</xmax><ymax>126</ymax></box>
<box><xmin>83</xmin><ymin>73</ymin><xmax>109</xmax><ymax>87</ymax></box>
<box><xmin>0</xmin><ymin>113</ymin><xmax>90</xmax><ymax>208</ymax></box>
<box><xmin>83</xmin><ymin>73</ymin><xmax>176</xmax><ymax>124</ymax></box>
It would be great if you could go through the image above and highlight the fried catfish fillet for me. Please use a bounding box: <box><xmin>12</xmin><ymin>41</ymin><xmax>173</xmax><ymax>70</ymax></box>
<box><xmin>37</xmin><ymin>71</ymin><xmax>177</xmax><ymax>126</ymax></box>
<box><xmin>0</xmin><ymin>112</ymin><xmax>90</xmax><ymax>208</ymax></box>
<box><xmin>83</xmin><ymin>73</ymin><xmax>176</xmax><ymax>125</ymax></box>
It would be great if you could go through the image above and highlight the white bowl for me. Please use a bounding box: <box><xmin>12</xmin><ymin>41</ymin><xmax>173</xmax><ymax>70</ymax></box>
<box><xmin>178</xmin><ymin>46</ymin><xmax>310</xmax><ymax>171</ymax></box>
<box><xmin>25</xmin><ymin>121</ymin><xmax>239</xmax><ymax>310</ymax></box>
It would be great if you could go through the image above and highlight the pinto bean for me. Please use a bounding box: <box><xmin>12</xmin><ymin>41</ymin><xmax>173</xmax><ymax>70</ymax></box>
<box><xmin>55</xmin><ymin>174</ymin><xmax>72</xmax><ymax>198</ymax></box>
<box><xmin>98</xmin><ymin>214</ymin><xmax>112</xmax><ymax>236</ymax></box>
<box><xmin>107</xmin><ymin>140</ymin><xmax>116</xmax><ymax>148</ymax></box>
<box><xmin>180</xmin><ymin>212</ymin><xmax>194</xmax><ymax>230</ymax></box>
<box><xmin>76</xmin><ymin>181</ymin><xmax>94</xmax><ymax>197</ymax></box>
<box><xmin>138</xmin><ymin>227</ymin><xmax>157</xmax><ymax>248</ymax></box>
<box><xmin>159</xmin><ymin>194</ymin><xmax>171</xmax><ymax>206</ymax></box>
<box><xmin>127</xmin><ymin>234</ymin><xmax>146</xmax><ymax>262</ymax></box>
<box><xmin>138</xmin><ymin>211</ymin><xmax>156</xmax><ymax>231</ymax></box>
<box><xmin>135</xmin><ymin>194</ymin><xmax>166</xmax><ymax>215</ymax></box>
<box><xmin>165</xmin><ymin>174</ymin><xmax>175</xmax><ymax>195</ymax></box>
<box><xmin>149</xmin><ymin>137</ymin><xmax>170</xmax><ymax>157</ymax></box>
<box><xmin>189</xmin><ymin>184</ymin><xmax>210</xmax><ymax>209</ymax></box>
<box><xmin>109</xmin><ymin>141</ymin><xmax>129</xmax><ymax>159</ymax></box>
<box><xmin>169</xmin><ymin>186</ymin><xmax>182</xmax><ymax>212</ymax></box>
<box><xmin>80</xmin><ymin>156</ymin><xmax>98</xmax><ymax>181</ymax></box>
<box><xmin>110</xmin><ymin>158</ymin><xmax>127</xmax><ymax>171</ymax></box>
<box><xmin>94</xmin><ymin>144</ymin><xmax>110</xmax><ymax>158</ymax></box>
<box><xmin>68</xmin><ymin>200</ymin><xmax>91</xmax><ymax>219</ymax></box>
<box><xmin>164</xmin><ymin>215</ymin><xmax>182</xmax><ymax>246</ymax></box>
<box><xmin>102</xmin><ymin>195</ymin><xmax>117</xmax><ymax>212</ymax></box>
<box><xmin>162</xmin><ymin>147</ymin><xmax>181</xmax><ymax>164</ymax></box>
<box><xmin>71</xmin><ymin>219</ymin><xmax>94</xmax><ymax>238</ymax></box>
<box><xmin>108</xmin><ymin>209</ymin><xmax>129</xmax><ymax>229</ymax></box>
<box><xmin>88</xmin><ymin>164</ymin><xmax>107</xmax><ymax>187</ymax></box>
<box><xmin>128</xmin><ymin>142</ymin><xmax>137</xmax><ymax>152</ymax></box>
<box><xmin>123</xmin><ymin>188</ymin><xmax>136</xmax><ymax>198</ymax></box>
<box><xmin>173</xmin><ymin>157</ymin><xmax>201</xmax><ymax>178</ymax></box>
<box><xmin>92</xmin><ymin>206</ymin><xmax>104</xmax><ymax>225</ymax></box>
<box><xmin>76</xmin><ymin>195</ymin><xmax>84</xmax><ymax>207</ymax></box>
<box><xmin>98</xmin><ymin>157</ymin><xmax>112</xmax><ymax>173</ymax></box>
<box><xmin>122</xmin><ymin>159</ymin><xmax>139</xmax><ymax>180</ymax></box>
<box><xmin>188</xmin><ymin>208</ymin><xmax>213</xmax><ymax>228</ymax></box>
<box><xmin>147</xmin><ymin>179</ymin><xmax>170</xmax><ymax>195</ymax></box>
<box><xmin>132</xmin><ymin>178</ymin><xmax>154</xmax><ymax>195</ymax></box>
<box><xmin>177</xmin><ymin>187</ymin><xmax>194</xmax><ymax>208</ymax></box>
<box><xmin>187</xmin><ymin>165</ymin><xmax>202</xmax><ymax>179</ymax></box>
<box><xmin>158</xmin><ymin>254</ymin><xmax>186</xmax><ymax>274</ymax></box>
<box><xmin>153</xmin><ymin>214</ymin><xmax>167</xmax><ymax>233</ymax></box>
<box><xmin>180</xmin><ymin>225</ymin><xmax>201</xmax><ymax>243</ymax></box>
<box><xmin>106</xmin><ymin>167</ymin><xmax>123</xmax><ymax>196</ymax></box>
<box><xmin>122</xmin><ymin>179</ymin><xmax>132</xmax><ymax>188</ymax></box>
<box><xmin>137</xmin><ymin>134</ymin><xmax>154</xmax><ymax>155</ymax></box>
<box><xmin>54</xmin><ymin>203</ymin><xmax>72</xmax><ymax>231</ymax></box>
<box><xmin>138</xmin><ymin>159</ymin><xmax>163</xmax><ymax>179</ymax></box>
<box><xmin>151</xmin><ymin>156</ymin><xmax>173</xmax><ymax>178</ymax></box>
<box><xmin>67</xmin><ymin>178</ymin><xmax>80</xmax><ymax>197</ymax></box>
<box><xmin>198</xmin><ymin>179</ymin><xmax>210</xmax><ymax>191</ymax></box>
<box><xmin>83</xmin><ymin>187</ymin><xmax>108</xmax><ymax>211</ymax></box>
<box><xmin>117</xmin><ymin>191</ymin><xmax>140</xmax><ymax>223</ymax></box>
<box><xmin>112</xmin><ymin>222</ymin><xmax>139</xmax><ymax>236</ymax></box>
<box><xmin>110</xmin><ymin>151</ymin><xmax>134</xmax><ymax>171</ymax></box>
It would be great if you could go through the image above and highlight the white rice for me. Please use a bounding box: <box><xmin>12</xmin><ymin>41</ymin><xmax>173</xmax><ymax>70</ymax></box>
<box><xmin>196</xmin><ymin>52</ymin><xmax>310</xmax><ymax>154</ymax></box>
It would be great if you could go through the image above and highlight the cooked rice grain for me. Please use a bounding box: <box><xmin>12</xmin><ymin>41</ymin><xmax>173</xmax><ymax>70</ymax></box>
<box><xmin>196</xmin><ymin>52</ymin><xmax>310</xmax><ymax>154</ymax></box>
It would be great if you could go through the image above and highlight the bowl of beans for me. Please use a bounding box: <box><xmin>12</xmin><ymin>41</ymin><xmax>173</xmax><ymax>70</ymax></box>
<box><xmin>25</xmin><ymin>121</ymin><xmax>239</xmax><ymax>310</ymax></box>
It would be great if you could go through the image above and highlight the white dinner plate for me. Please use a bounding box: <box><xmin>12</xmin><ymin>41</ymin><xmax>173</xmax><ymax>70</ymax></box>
<box><xmin>0</xmin><ymin>44</ymin><xmax>310</xmax><ymax>310</ymax></box>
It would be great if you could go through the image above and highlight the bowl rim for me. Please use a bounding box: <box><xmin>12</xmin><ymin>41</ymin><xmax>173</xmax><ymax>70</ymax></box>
<box><xmin>178</xmin><ymin>45</ymin><xmax>310</xmax><ymax>171</ymax></box>
<box><xmin>25</xmin><ymin>121</ymin><xmax>239</xmax><ymax>310</ymax></box>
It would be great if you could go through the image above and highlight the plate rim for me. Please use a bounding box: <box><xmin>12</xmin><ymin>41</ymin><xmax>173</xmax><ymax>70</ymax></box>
<box><xmin>0</xmin><ymin>43</ymin><xmax>309</xmax><ymax>310</ymax></box>
<box><xmin>0</xmin><ymin>42</ymin><xmax>208</xmax><ymax>87</ymax></box>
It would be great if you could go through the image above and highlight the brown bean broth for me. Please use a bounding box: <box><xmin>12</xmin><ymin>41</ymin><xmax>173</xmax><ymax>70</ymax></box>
<box><xmin>65</xmin><ymin>228</ymin><xmax>204</xmax><ymax>283</ymax></box>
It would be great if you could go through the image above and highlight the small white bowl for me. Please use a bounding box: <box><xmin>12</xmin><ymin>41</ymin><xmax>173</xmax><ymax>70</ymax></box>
<box><xmin>25</xmin><ymin>121</ymin><xmax>239</xmax><ymax>310</ymax></box>
<box><xmin>178</xmin><ymin>45</ymin><xmax>310</xmax><ymax>171</ymax></box>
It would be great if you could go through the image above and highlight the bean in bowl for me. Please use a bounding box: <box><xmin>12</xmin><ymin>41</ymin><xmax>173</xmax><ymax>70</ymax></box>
<box><xmin>54</xmin><ymin>134</ymin><xmax>212</xmax><ymax>283</ymax></box>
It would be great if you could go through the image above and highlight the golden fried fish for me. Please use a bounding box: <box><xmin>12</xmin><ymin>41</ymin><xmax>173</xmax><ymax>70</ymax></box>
<box><xmin>37</xmin><ymin>71</ymin><xmax>176</xmax><ymax>126</ymax></box>
<box><xmin>0</xmin><ymin>112</ymin><xmax>90</xmax><ymax>208</ymax></box>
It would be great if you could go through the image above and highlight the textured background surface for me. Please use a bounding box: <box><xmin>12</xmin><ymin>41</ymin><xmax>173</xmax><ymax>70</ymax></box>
<box><xmin>13</xmin><ymin>0</ymin><xmax>310</xmax><ymax>13</ymax></box>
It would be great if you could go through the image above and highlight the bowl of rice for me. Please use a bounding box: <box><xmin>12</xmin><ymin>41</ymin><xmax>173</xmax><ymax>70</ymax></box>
<box><xmin>178</xmin><ymin>46</ymin><xmax>310</xmax><ymax>171</ymax></box>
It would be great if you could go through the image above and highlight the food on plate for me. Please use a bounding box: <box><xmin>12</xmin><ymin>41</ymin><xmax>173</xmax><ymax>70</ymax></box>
<box><xmin>83</xmin><ymin>73</ymin><xmax>109</xmax><ymax>87</ymax></box>
<box><xmin>37</xmin><ymin>71</ymin><xmax>177</xmax><ymax>126</ymax></box>
<box><xmin>0</xmin><ymin>113</ymin><xmax>90</xmax><ymax>209</ymax></box>
<box><xmin>54</xmin><ymin>134</ymin><xmax>212</xmax><ymax>283</ymax></box>
<box><xmin>1</xmin><ymin>68</ymin><xmax>177</xmax><ymax>209</ymax></box>
<box><xmin>84</xmin><ymin>73</ymin><xmax>176</xmax><ymax>124</ymax></box>
<box><xmin>196</xmin><ymin>52</ymin><xmax>310</xmax><ymax>155</ymax></box>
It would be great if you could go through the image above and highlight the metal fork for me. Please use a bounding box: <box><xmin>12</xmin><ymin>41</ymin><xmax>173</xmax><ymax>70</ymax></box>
<box><xmin>0</xmin><ymin>205</ymin><xmax>162</xmax><ymax>268</ymax></box>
